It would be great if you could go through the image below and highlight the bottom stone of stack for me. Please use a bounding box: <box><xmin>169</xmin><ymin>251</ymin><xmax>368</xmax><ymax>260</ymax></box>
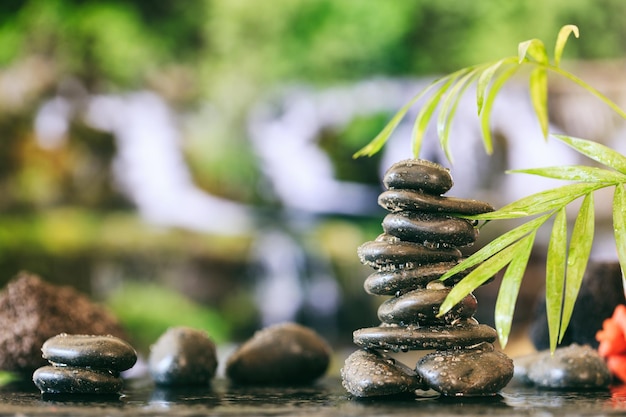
<box><xmin>341</xmin><ymin>349</ymin><xmax>427</xmax><ymax>398</ymax></box>
<box><xmin>417</xmin><ymin>343</ymin><xmax>514</xmax><ymax>396</ymax></box>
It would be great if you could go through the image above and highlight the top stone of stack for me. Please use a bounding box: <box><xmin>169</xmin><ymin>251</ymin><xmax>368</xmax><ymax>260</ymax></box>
<box><xmin>383</xmin><ymin>159</ymin><xmax>453</xmax><ymax>194</ymax></box>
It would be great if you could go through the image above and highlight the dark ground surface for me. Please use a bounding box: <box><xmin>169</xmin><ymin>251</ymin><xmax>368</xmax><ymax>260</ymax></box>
<box><xmin>2</xmin><ymin>377</ymin><xmax>626</xmax><ymax>417</ymax></box>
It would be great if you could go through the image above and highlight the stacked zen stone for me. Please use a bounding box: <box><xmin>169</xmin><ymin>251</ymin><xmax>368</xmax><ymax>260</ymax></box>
<box><xmin>33</xmin><ymin>334</ymin><xmax>137</xmax><ymax>395</ymax></box>
<box><xmin>341</xmin><ymin>159</ymin><xmax>514</xmax><ymax>398</ymax></box>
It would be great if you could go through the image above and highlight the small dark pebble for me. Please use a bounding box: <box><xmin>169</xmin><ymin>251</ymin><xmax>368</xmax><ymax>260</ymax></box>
<box><xmin>363</xmin><ymin>261</ymin><xmax>468</xmax><ymax>295</ymax></box>
<box><xmin>42</xmin><ymin>334</ymin><xmax>137</xmax><ymax>372</ymax></box>
<box><xmin>378</xmin><ymin>189</ymin><xmax>495</xmax><ymax>215</ymax></box>
<box><xmin>357</xmin><ymin>236</ymin><xmax>461</xmax><ymax>270</ymax></box>
<box><xmin>149</xmin><ymin>327</ymin><xmax>218</xmax><ymax>386</ymax></box>
<box><xmin>383</xmin><ymin>159</ymin><xmax>453</xmax><ymax>194</ymax></box>
<box><xmin>514</xmin><ymin>344</ymin><xmax>611</xmax><ymax>389</ymax></box>
<box><xmin>32</xmin><ymin>366</ymin><xmax>123</xmax><ymax>395</ymax></box>
<box><xmin>353</xmin><ymin>323</ymin><xmax>497</xmax><ymax>351</ymax></box>
<box><xmin>417</xmin><ymin>345</ymin><xmax>513</xmax><ymax>396</ymax></box>
<box><xmin>341</xmin><ymin>349</ymin><xmax>427</xmax><ymax>397</ymax></box>
<box><xmin>382</xmin><ymin>212</ymin><xmax>478</xmax><ymax>247</ymax></box>
<box><xmin>226</xmin><ymin>322</ymin><xmax>331</xmax><ymax>385</ymax></box>
<box><xmin>377</xmin><ymin>289</ymin><xmax>477</xmax><ymax>325</ymax></box>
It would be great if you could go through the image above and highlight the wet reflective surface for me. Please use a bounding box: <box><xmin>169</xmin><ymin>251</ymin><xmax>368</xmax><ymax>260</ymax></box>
<box><xmin>3</xmin><ymin>377</ymin><xmax>626</xmax><ymax>416</ymax></box>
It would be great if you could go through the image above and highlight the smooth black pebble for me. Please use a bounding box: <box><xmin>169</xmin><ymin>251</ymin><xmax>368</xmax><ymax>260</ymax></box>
<box><xmin>42</xmin><ymin>334</ymin><xmax>137</xmax><ymax>371</ymax></box>
<box><xmin>33</xmin><ymin>366</ymin><xmax>123</xmax><ymax>395</ymax></box>
<box><xmin>149</xmin><ymin>326</ymin><xmax>218</xmax><ymax>386</ymax></box>
<box><xmin>226</xmin><ymin>322</ymin><xmax>331</xmax><ymax>385</ymax></box>
<box><xmin>341</xmin><ymin>349</ymin><xmax>426</xmax><ymax>397</ymax></box>
<box><xmin>383</xmin><ymin>159</ymin><xmax>453</xmax><ymax>194</ymax></box>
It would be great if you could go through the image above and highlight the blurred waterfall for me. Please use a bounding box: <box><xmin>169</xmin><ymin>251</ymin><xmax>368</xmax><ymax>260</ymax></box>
<box><xmin>35</xmin><ymin>91</ymin><xmax>253</xmax><ymax>236</ymax></box>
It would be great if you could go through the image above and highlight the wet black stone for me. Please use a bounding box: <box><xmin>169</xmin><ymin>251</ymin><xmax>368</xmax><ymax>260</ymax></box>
<box><xmin>363</xmin><ymin>261</ymin><xmax>468</xmax><ymax>295</ymax></box>
<box><xmin>516</xmin><ymin>344</ymin><xmax>611</xmax><ymax>389</ymax></box>
<box><xmin>417</xmin><ymin>345</ymin><xmax>514</xmax><ymax>396</ymax></box>
<box><xmin>149</xmin><ymin>327</ymin><xmax>218</xmax><ymax>386</ymax></box>
<box><xmin>353</xmin><ymin>322</ymin><xmax>497</xmax><ymax>351</ymax></box>
<box><xmin>341</xmin><ymin>349</ymin><xmax>427</xmax><ymax>397</ymax></box>
<box><xmin>382</xmin><ymin>212</ymin><xmax>478</xmax><ymax>247</ymax></box>
<box><xmin>383</xmin><ymin>159</ymin><xmax>453</xmax><ymax>194</ymax></box>
<box><xmin>42</xmin><ymin>334</ymin><xmax>137</xmax><ymax>372</ymax></box>
<box><xmin>378</xmin><ymin>189</ymin><xmax>494</xmax><ymax>215</ymax></box>
<box><xmin>377</xmin><ymin>289</ymin><xmax>477</xmax><ymax>325</ymax></box>
<box><xmin>32</xmin><ymin>365</ymin><xmax>123</xmax><ymax>395</ymax></box>
<box><xmin>357</xmin><ymin>235</ymin><xmax>461</xmax><ymax>270</ymax></box>
<box><xmin>226</xmin><ymin>322</ymin><xmax>331</xmax><ymax>385</ymax></box>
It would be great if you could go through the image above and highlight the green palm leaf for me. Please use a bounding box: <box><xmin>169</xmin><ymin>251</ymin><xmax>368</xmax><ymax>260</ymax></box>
<box><xmin>508</xmin><ymin>166</ymin><xmax>626</xmax><ymax>183</ymax></box>
<box><xmin>613</xmin><ymin>184</ymin><xmax>626</xmax><ymax>290</ymax></box>
<box><xmin>479</xmin><ymin>65</ymin><xmax>519</xmax><ymax>155</ymax></box>
<box><xmin>441</xmin><ymin>213</ymin><xmax>552</xmax><ymax>280</ymax></box>
<box><xmin>546</xmin><ymin>208</ymin><xmax>567</xmax><ymax>351</ymax></box>
<box><xmin>470</xmin><ymin>182</ymin><xmax>604</xmax><ymax>220</ymax></box>
<box><xmin>412</xmin><ymin>74</ymin><xmax>460</xmax><ymax>157</ymax></box>
<box><xmin>554</xmin><ymin>25</ymin><xmax>579</xmax><ymax>67</ymax></box>
<box><xmin>559</xmin><ymin>192</ymin><xmax>595</xmax><ymax>343</ymax></box>
<box><xmin>529</xmin><ymin>66</ymin><xmax>549</xmax><ymax>139</ymax></box>
<box><xmin>439</xmin><ymin>239</ymin><xmax>521</xmax><ymax>317</ymax></box>
<box><xmin>553</xmin><ymin>134</ymin><xmax>626</xmax><ymax>174</ymax></box>
<box><xmin>495</xmin><ymin>231</ymin><xmax>536</xmax><ymax>347</ymax></box>
<box><xmin>353</xmin><ymin>79</ymin><xmax>443</xmax><ymax>158</ymax></box>
<box><xmin>437</xmin><ymin>67</ymin><xmax>481</xmax><ymax>162</ymax></box>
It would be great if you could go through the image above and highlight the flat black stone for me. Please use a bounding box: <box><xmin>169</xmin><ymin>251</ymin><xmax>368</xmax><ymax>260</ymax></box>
<box><xmin>379</xmin><ymin>189</ymin><xmax>494</xmax><ymax>215</ymax></box>
<box><xmin>364</xmin><ymin>261</ymin><xmax>472</xmax><ymax>295</ymax></box>
<box><xmin>42</xmin><ymin>334</ymin><xmax>137</xmax><ymax>372</ymax></box>
<box><xmin>226</xmin><ymin>322</ymin><xmax>331</xmax><ymax>385</ymax></box>
<box><xmin>357</xmin><ymin>236</ymin><xmax>461</xmax><ymax>270</ymax></box>
<box><xmin>377</xmin><ymin>289</ymin><xmax>477</xmax><ymax>325</ymax></box>
<box><xmin>520</xmin><ymin>344</ymin><xmax>611</xmax><ymax>389</ymax></box>
<box><xmin>382</xmin><ymin>212</ymin><xmax>478</xmax><ymax>247</ymax></box>
<box><xmin>417</xmin><ymin>347</ymin><xmax>514</xmax><ymax>396</ymax></box>
<box><xmin>383</xmin><ymin>159</ymin><xmax>453</xmax><ymax>194</ymax></box>
<box><xmin>149</xmin><ymin>327</ymin><xmax>218</xmax><ymax>386</ymax></box>
<box><xmin>353</xmin><ymin>323</ymin><xmax>497</xmax><ymax>351</ymax></box>
<box><xmin>32</xmin><ymin>365</ymin><xmax>123</xmax><ymax>395</ymax></box>
<box><xmin>341</xmin><ymin>349</ymin><xmax>427</xmax><ymax>397</ymax></box>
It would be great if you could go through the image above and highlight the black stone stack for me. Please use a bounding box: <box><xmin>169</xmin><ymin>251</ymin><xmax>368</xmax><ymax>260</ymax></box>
<box><xmin>33</xmin><ymin>334</ymin><xmax>137</xmax><ymax>395</ymax></box>
<box><xmin>341</xmin><ymin>159</ymin><xmax>513</xmax><ymax>398</ymax></box>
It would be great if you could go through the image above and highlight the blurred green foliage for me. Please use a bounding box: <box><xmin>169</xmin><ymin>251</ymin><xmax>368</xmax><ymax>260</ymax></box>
<box><xmin>2</xmin><ymin>0</ymin><xmax>626</xmax><ymax>93</ymax></box>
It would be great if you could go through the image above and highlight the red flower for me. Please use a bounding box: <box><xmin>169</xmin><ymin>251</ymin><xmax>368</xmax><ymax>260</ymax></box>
<box><xmin>597</xmin><ymin>304</ymin><xmax>626</xmax><ymax>382</ymax></box>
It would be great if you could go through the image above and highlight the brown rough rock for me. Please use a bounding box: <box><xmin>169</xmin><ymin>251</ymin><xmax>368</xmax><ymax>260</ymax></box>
<box><xmin>0</xmin><ymin>272</ymin><xmax>126</xmax><ymax>374</ymax></box>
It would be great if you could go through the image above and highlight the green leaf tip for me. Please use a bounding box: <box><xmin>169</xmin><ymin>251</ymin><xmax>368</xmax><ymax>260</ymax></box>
<box><xmin>518</xmin><ymin>38</ymin><xmax>548</xmax><ymax>65</ymax></box>
<box><xmin>554</xmin><ymin>25</ymin><xmax>579</xmax><ymax>67</ymax></box>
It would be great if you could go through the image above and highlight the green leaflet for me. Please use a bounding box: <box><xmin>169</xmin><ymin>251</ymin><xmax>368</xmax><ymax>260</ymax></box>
<box><xmin>553</xmin><ymin>135</ymin><xmax>626</xmax><ymax>174</ymax></box>
<box><xmin>546</xmin><ymin>208</ymin><xmax>567</xmax><ymax>352</ymax></box>
<box><xmin>518</xmin><ymin>38</ymin><xmax>549</xmax><ymax>65</ymax></box>
<box><xmin>412</xmin><ymin>74</ymin><xmax>459</xmax><ymax>158</ymax></box>
<box><xmin>353</xmin><ymin>78</ymin><xmax>443</xmax><ymax>158</ymax></box>
<box><xmin>529</xmin><ymin>66</ymin><xmax>549</xmax><ymax>139</ymax></box>
<box><xmin>439</xmin><ymin>240</ymin><xmax>521</xmax><ymax>317</ymax></box>
<box><xmin>613</xmin><ymin>184</ymin><xmax>626</xmax><ymax>294</ymax></box>
<box><xmin>549</xmin><ymin>67</ymin><xmax>626</xmax><ymax>120</ymax></box>
<box><xmin>441</xmin><ymin>213</ymin><xmax>552</xmax><ymax>281</ymax></box>
<box><xmin>495</xmin><ymin>231</ymin><xmax>536</xmax><ymax>348</ymax></box>
<box><xmin>476</xmin><ymin>58</ymin><xmax>516</xmax><ymax>114</ymax></box>
<box><xmin>508</xmin><ymin>165</ymin><xmax>626</xmax><ymax>183</ymax></box>
<box><xmin>437</xmin><ymin>67</ymin><xmax>481</xmax><ymax>162</ymax></box>
<box><xmin>554</xmin><ymin>25</ymin><xmax>579</xmax><ymax>67</ymax></box>
<box><xmin>479</xmin><ymin>65</ymin><xmax>519</xmax><ymax>154</ymax></box>
<box><xmin>470</xmin><ymin>182</ymin><xmax>604</xmax><ymax>220</ymax></box>
<box><xmin>559</xmin><ymin>192</ymin><xmax>595</xmax><ymax>343</ymax></box>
